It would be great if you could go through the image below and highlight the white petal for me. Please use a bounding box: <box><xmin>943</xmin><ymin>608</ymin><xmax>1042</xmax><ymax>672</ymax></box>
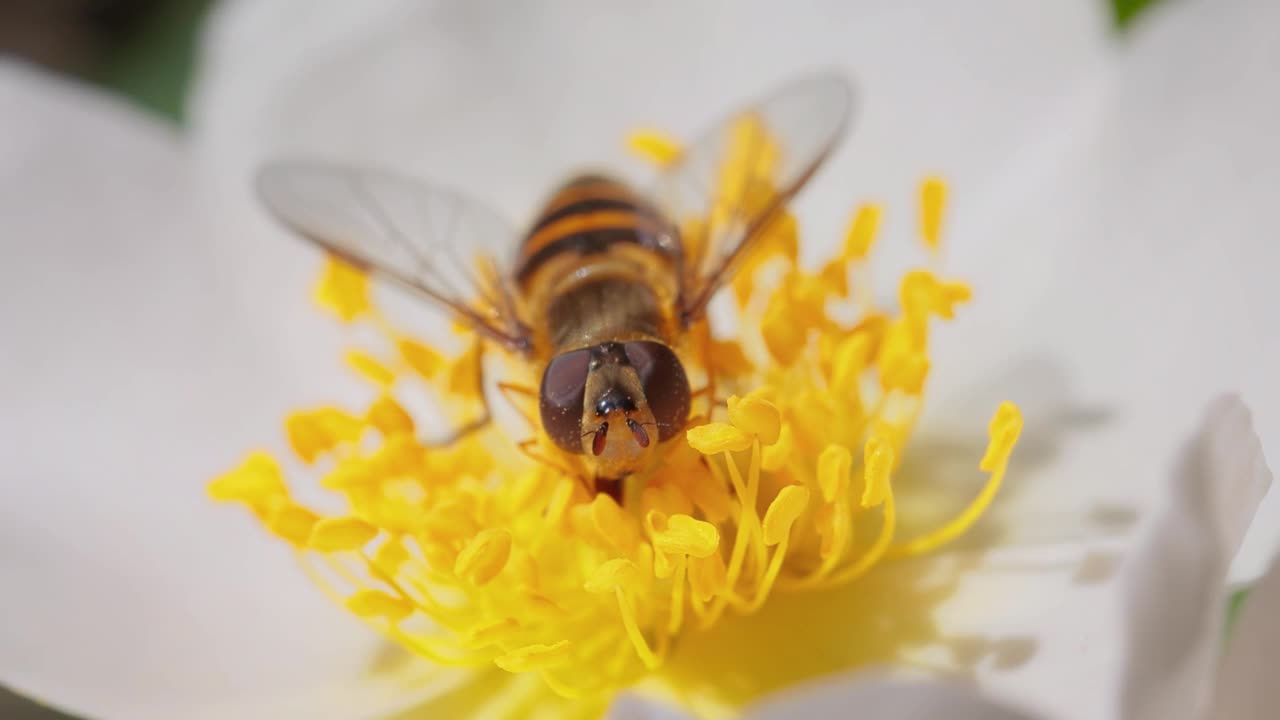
<box><xmin>0</xmin><ymin>61</ymin><xmax>456</xmax><ymax>720</ymax></box>
<box><xmin>191</xmin><ymin>0</ymin><xmax>1130</xmax><ymax>593</ymax></box>
<box><xmin>1208</xmin><ymin>549</ymin><xmax>1280</xmax><ymax>720</ymax></box>
<box><xmin>171</xmin><ymin>2</ymin><xmax>1280</xmax><ymax>718</ymax></box>
<box><xmin>1117</xmin><ymin>395</ymin><xmax>1271</xmax><ymax>720</ymax></box>
<box><xmin>184</xmin><ymin>0</ymin><xmax>1280</xmax><ymax>582</ymax></box>
<box><xmin>606</xmin><ymin>693</ymin><xmax>696</xmax><ymax>720</ymax></box>
<box><xmin>742</xmin><ymin>673</ymin><xmax>1040</xmax><ymax>720</ymax></box>
<box><xmin>189</xmin><ymin>0</ymin><xmax>1109</xmax><ymax>248</ymax></box>
<box><xmin>662</xmin><ymin>395</ymin><xmax>1266</xmax><ymax>720</ymax></box>
<box><xmin>923</xmin><ymin>0</ymin><xmax>1280</xmax><ymax>585</ymax></box>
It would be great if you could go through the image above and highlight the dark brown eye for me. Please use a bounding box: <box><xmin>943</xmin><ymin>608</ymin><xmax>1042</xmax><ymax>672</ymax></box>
<box><xmin>623</xmin><ymin>341</ymin><xmax>690</xmax><ymax>441</ymax></box>
<box><xmin>539</xmin><ymin>349</ymin><xmax>591</xmax><ymax>453</ymax></box>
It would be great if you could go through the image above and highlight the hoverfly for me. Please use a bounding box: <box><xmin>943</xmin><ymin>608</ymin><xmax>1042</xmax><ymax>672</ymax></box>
<box><xmin>255</xmin><ymin>70</ymin><xmax>853</xmax><ymax>496</ymax></box>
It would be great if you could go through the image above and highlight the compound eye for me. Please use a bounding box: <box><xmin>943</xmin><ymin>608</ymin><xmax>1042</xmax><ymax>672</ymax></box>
<box><xmin>623</xmin><ymin>341</ymin><xmax>690</xmax><ymax>441</ymax></box>
<box><xmin>539</xmin><ymin>349</ymin><xmax>590</xmax><ymax>453</ymax></box>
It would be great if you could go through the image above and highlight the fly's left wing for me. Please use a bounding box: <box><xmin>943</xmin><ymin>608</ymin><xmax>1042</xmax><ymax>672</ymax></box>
<box><xmin>256</xmin><ymin>160</ymin><xmax>530</xmax><ymax>353</ymax></box>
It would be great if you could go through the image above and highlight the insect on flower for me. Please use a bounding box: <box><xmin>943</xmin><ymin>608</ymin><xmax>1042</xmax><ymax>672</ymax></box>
<box><xmin>254</xmin><ymin>70</ymin><xmax>853</xmax><ymax>499</ymax></box>
<box><xmin>216</xmin><ymin>68</ymin><xmax>1024</xmax><ymax>706</ymax></box>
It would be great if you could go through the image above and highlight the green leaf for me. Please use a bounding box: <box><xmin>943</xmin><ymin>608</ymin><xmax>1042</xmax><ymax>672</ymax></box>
<box><xmin>0</xmin><ymin>685</ymin><xmax>80</xmax><ymax>720</ymax></box>
<box><xmin>1224</xmin><ymin>585</ymin><xmax>1251</xmax><ymax>640</ymax></box>
<box><xmin>94</xmin><ymin>0</ymin><xmax>213</xmax><ymax>123</ymax></box>
<box><xmin>1111</xmin><ymin>0</ymin><xmax>1168</xmax><ymax>31</ymax></box>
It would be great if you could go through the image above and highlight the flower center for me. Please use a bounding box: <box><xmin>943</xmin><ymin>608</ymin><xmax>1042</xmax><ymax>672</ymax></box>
<box><xmin>210</xmin><ymin>132</ymin><xmax>1022</xmax><ymax>707</ymax></box>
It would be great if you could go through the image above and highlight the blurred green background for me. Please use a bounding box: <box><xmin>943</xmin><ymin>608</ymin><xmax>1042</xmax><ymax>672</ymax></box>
<box><xmin>3</xmin><ymin>0</ymin><xmax>1162</xmax><ymax>126</ymax></box>
<box><xmin>1</xmin><ymin>0</ymin><xmax>211</xmax><ymax>123</ymax></box>
<box><xmin>0</xmin><ymin>0</ymin><xmax>1177</xmax><ymax>717</ymax></box>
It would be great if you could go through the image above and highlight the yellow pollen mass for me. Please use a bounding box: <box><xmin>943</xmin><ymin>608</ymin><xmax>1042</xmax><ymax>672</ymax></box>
<box><xmin>726</xmin><ymin>393</ymin><xmax>782</xmax><ymax>445</ymax></box>
<box><xmin>626</xmin><ymin>129</ymin><xmax>684</xmax><ymax>166</ymax></box>
<box><xmin>762</xmin><ymin>485</ymin><xmax>809</xmax><ymax>546</ymax></box>
<box><xmin>920</xmin><ymin>176</ymin><xmax>947</xmax><ymax>251</ymax></box>
<box><xmin>861</xmin><ymin>435</ymin><xmax>894</xmax><ymax>508</ymax></box>
<box><xmin>686</xmin><ymin>423</ymin><xmax>754</xmax><ymax>454</ymax></box>
<box><xmin>211</xmin><ymin>128</ymin><xmax>1022</xmax><ymax>715</ymax></box>
<box><xmin>651</xmin><ymin>514</ymin><xmax>720</xmax><ymax>559</ymax></box>
<box><xmin>817</xmin><ymin>444</ymin><xmax>852</xmax><ymax>503</ymax></box>
<box><xmin>207</xmin><ymin>451</ymin><xmax>284</xmax><ymax>507</ymax></box>
<box><xmin>454</xmin><ymin>528</ymin><xmax>513</xmax><ymax>586</ymax></box>
<box><xmin>265</xmin><ymin>503</ymin><xmax>318</xmax><ymax>546</ymax></box>
<box><xmin>844</xmin><ymin>203</ymin><xmax>881</xmax><ymax>260</ymax></box>
<box><xmin>308</xmin><ymin>516</ymin><xmax>378</xmax><ymax>552</ymax></box>
<box><xmin>346</xmin><ymin>589</ymin><xmax>414</xmax><ymax>621</ymax></box>
<box><xmin>344</xmin><ymin>350</ymin><xmax>396</xmax><ymax>386</ymax></box>
<box><xmin>397</xmin><ymin>337</ymin><xmax>444</xmax><ymax>379</ymax></box>
<box><xmin>313</xmin><ymin>256</ymin><xmax>371</xmax><ymax>322</ymax></box>
<box><xmin>366</xmin><ymin>394</ymin><xmax>415</xmax><ymax>437</ymax></box>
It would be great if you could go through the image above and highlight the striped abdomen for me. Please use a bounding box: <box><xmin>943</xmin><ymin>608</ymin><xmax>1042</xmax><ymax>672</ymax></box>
<box><xmin>516</xmin><ymin>175</ymin><xmax>682</xmax><ymax>355</ymax></box>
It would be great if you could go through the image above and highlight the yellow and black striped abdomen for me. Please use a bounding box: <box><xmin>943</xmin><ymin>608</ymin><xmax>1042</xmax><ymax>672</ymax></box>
<box><xmin>516</xmin><ymin>175</ymin><xmax>683</xmax><ymax>356</ymax></box>
<box><xmin>515</xmin><ymin>175</ymin><xmax>678</xmax><ymax>286</ymax></box>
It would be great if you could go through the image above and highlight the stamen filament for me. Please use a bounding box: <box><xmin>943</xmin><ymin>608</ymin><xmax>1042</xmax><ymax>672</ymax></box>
<box><xmin>887</xmin><ymin>458</ymin><xmax>1005</xmax><ymax>559</ymax></box>
<box><xmin>825</xmin><ymin>490</ymin><xmax>896</xmax><ymax>586</ymax></box>
<box><xmin>739</xmin><ymin>534</ymin><xmax>791</xmax><ymax>613</ymax></box>
<box><xmin>615</xmin><ymin>587</ymin><xmax>662</xmax><ymax>669</ymax></box>
<box><xmin>667</xmin><ymin>557</ymin><xmax>688</xmax><ymax>635</ymax></box>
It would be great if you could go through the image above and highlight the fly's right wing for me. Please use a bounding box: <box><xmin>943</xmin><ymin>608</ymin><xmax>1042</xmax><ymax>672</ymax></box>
<box><xmin>646</xmin><ymin>70</ymin><xmax>855</xmax><ymax>324</ymax></box>
<box><xmin>256</xmin><ymin>160</ymin><xmax>530</xmax><ymax>353</ymax></box>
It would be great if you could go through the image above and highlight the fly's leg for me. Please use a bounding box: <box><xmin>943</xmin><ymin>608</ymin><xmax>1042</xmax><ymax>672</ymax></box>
<box><xmin>515</xmin><ymin>437</ymin><xmax>590</xmax><ymax>487</ymax></box>
<box><xmin>498</xmin><ymin>381</ymin><xmax>539</xmax><ymax>428</ymax></box>
<box><xmin>695</xmin><ymin>320</ymin><xmax>719</xmax><ymax>419</ymax></box>
<box><xmin>422</xmin><ymin>340</ymin><xmax>492</xmax><ymax>448</ymax></box>
<box><xmin>504</xmin><ymin>383</ymin><xmax>592</xmax><ymax>490</ymax></box>
<box><xmin>686</xmin><ymin>386</ymin><xmax>728</xmax><ymax>427</ymax></box>
<box><xmin>422</xmin><ymin>413</ymin><xmax>491</xmax><ymax>448</ymax></box>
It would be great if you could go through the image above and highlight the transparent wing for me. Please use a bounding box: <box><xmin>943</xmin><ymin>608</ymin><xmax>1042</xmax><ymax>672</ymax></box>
<box><xmin>648</xmin><ymin>70</ymin><xmax>855</xmax><ymax>323</ymax></box>
<box><xmin>255</xmin><ymin>160</ymin><xmax>529</xmax><ymax>352</ymax></box>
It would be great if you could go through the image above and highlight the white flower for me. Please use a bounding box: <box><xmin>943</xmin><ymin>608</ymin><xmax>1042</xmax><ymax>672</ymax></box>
<box><xmin>707</xmin><ymin>396</ymin><xmax>1273</xmax><ymax>720</ymax></box>
<box><xmin>0</xmin><ymin>0</ymin><xmax>1277</xmax><ymax>718</ymax></box>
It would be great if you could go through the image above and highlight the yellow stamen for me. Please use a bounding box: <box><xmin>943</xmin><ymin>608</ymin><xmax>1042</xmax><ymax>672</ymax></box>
<box><xmin>844</xmin><ymin>203</ymin><xmax>882</xmax><ymax>260</ymax></box>
<box><xmin>889</xmin><ymin>402</ymin><xmax>1022</xmax><ymax>558</ymax></box>
<box><xmin>686</xmin><ymin>423</ymin><xmax>753</xmax><ymax>454</ymax></box>
<box><xmin>920</xmin><ymin>176</ymin><xmax>947</xmax><ymax>251</ymax></box>
<box><xmin>494</xmin><ymin>641</ymin><xmax>572</xmax><ymax>673</ymax></box>
<box><xmin>981</xmin><ymin>401</ymin><xmax>1024</xmax><ymax>472</ymax></box>
<box><xmin>345</xmin><ymin>350</ymin><xmax>396</xmax><ymax>386</ymax></box>
<box><xmin>213</xmin><ymin>118</ymin><xmax>1021</xmax><ymax>711</ymax></box>
<box><xmin>398</xmin><ymin>337</ymin><xmax>444</xmax><ymax>379</ymax></box>
<box><xmin>454</xmin><ymin>528</ymin><xmax>513</xmax><ymax>586</ymax></box>
<box><xmin>366</xmin><ymin>395</ymin><xmax>414</xmax><ymax>437</ymax></box>
<box><xmin>762</xmin><ymin>485</ymin><xmax>809</xmax><ymax>546</ymax></box>
<box><xmin>586</xmin><ymin>558</ymin><xmax>640</xmax><ymax>594</ymax></box>
<box><xmin>346</xmin><ymin>589</ymin><xmax>414</xmax><ymax>621</ymax></box>
<box><xmin>308</xmin><ymin>517</ymin><xmax>378</xmax><ymax>552</ymax></box>
<box><xmin>615</xmin><ymin>588</ymin><xmax>662</xmax><ymax>670</ymax></box>
<box><xmin>625</xmin><ymin>130</ymin><xmax>683</xmax><ymax>166</ymax></box>
<box><xmin>313</xmin><ymin>257</ymin><xmax>371</xmax><ymax>322</ymax></box>
<box><xmin>284</xmin><ymin>408</ymin><xmax>363</xmax><ymax>464</ymax></box>
<box><xmin>817</xmin><ymin>444</ymin><xmax>851</xmax><ymax>503</ymax></box>
<box><xmin>760</xmin><ymin>423</ymin><xmax>794</xmax><ymax>472</ymax></box>
<box><xmin>265</xmin><ymin>503</ymin><xmax>318</xmax><ymax>546</ymax></box>
<box><xmin>447</xmin><ymin>339</ymin><xmax>485</xmax><ymax>397</ymax></box>
<box><xmin>207</xmin><ymin>452</ymin><xmax>284</xmax><ymax>506</ymax></box>
<box><xmin>650</xmin><ymin>514</ymin><xmax>719</xmax><ymax>559</ymax></box>
<box><xmin>761</xmin><ymin>289</ymin><xmax>807</xmax><ymax>367</ymax></box>
<box><xmin>861</xmin><ymin>435</ymin><xmax>894</xmax><ymax>508</ymax></box>
<box><xmin>727</xmin><ymin>394</ymin><xmax>782</xmax><ymax>445</ymax></box>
